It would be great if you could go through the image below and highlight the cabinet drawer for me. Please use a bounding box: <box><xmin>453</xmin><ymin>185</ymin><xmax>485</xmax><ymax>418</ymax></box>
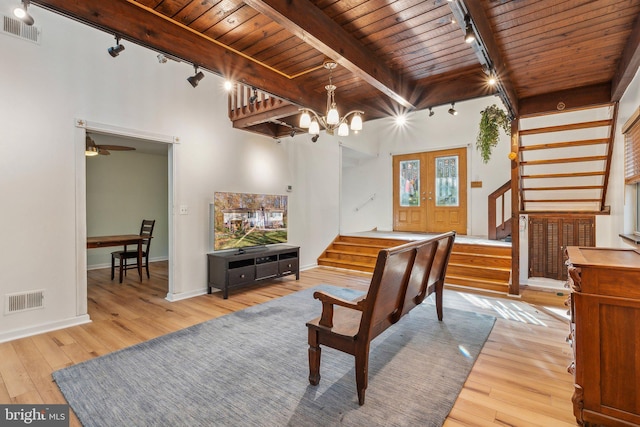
<box><xmin>279</xmin><ymin>258</ymin><xmax>298</xmax><ymax>275</ymax></box>
<box><xmin>256</xmin><ymin>262</ymin><xmax>278</xmax><ymax>279</ymax></box>
<box><xmin>228</xmin><ymin>266</ymin><xmax>255</xmax><ymax>286</ymax></box>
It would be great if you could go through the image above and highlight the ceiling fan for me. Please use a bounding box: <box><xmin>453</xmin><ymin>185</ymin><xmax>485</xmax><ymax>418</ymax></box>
<box><xmin>85</xmin><ymin>135</ymin><xmax>135</xmax><ymax>156</ymax></box>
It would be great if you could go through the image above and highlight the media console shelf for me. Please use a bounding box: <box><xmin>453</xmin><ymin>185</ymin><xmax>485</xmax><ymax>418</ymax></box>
<box><xmin>207</xmin><ymin>245</ymin><xmax>300</xmax><ymax>298</ymax></box>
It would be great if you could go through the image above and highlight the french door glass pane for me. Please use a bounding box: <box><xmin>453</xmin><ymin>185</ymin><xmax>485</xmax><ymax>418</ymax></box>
<box><xmin>435</xmin><ymin>155</ymin><xmax>459</xmax><ymax>207</ymax></box>
<box><xmin>400</xmin><ymin>160</ymin><xmax>420</xmax><ymax>206</ymax></box>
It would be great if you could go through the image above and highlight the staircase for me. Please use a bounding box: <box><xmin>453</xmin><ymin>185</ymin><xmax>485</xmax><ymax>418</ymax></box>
<box><xmin>318</xmin><ymin>235</ymin><xmax>511</xmax><ymax>293</ymax></box>
<box><xmin>518</xmin><ymin>103</ymin><xmax>617</xmax><ymax>213</ymax></box>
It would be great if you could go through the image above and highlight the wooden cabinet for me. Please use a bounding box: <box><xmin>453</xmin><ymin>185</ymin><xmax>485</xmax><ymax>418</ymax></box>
<box><xmin>566</xmin><ymin>246</ymin><xmax>640</xmax><ymax>426</ymax></box>
<box><xmin>207</xmin><ymin>245</ymin><xmax>299</xmax><ymax>299</ymax></box>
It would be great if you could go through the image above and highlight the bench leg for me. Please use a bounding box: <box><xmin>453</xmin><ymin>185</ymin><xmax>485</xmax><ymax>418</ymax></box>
<box><xmin>308</xmin><ymin>329</ymin><xmax>321</xmax><ymax>386</ymax></box>
<box><xmin>435</xmin><ymin>281</ymin><xmax>444</xmax><ymax>321</ymax></box>
<box><xmin>355</xmin><ymin>346</ymin><xmax>370</xmax><ymax>405</ymax></box>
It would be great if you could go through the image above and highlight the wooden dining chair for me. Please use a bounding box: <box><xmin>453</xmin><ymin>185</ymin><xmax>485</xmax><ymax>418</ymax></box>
<box><xmin>111</xmin><ymin>219</ymin><xmax>155</xmax><ymax>283</ymax></box>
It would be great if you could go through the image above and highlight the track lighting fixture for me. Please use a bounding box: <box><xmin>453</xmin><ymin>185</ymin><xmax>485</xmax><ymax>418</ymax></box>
<box><xmin>464</xmin><ymin>15</ymin><xmax>475</xmax><ymax>44</ymax></box>
<box><xmin>249</xmin><ymin>88</ymin><xmax>258</xmax><ymax>104</ymax></box>
<box><xmin>108</xmin><ymin>36</ymin><xmax>125</xmax><ymax>57</ymax></box>
<box><xmin>187</xmin><ymin>65</ymin><xmax>205</xmax><ymax>88</ymax></box>
<box><xmin>157</xmin><ymin>53</ymin><xmax>168</xmax><ymax>64</ymax></box>
<box><xmin>311</xmin><ymin>135</ymin><xmax>319</xmax><ymax>143</ymax></box>
<box><xmin>290</xmin><ymin>129</ymin><xmax>296</xmax><ymax>138</ymax></box>
<box><xmin>448</xmin><ymin>103</ymin><xmax>458</xmax><ymax>116</ymax></box>
<box><xmin>13</xmin><ymin>0</ymin><xmax>34</xmax><ymax>26</ymax></box>
<box><xmin>429</xmin><ymin>107</ymin><xmax>435</xmax><ymax>117</ymax></box>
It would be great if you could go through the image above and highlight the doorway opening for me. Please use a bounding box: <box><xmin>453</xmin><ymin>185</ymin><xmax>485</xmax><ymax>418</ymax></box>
<box><xmin>74</xmin><ymin>120</ymin><xmax>177</xmax><ymax>318</ymax></box>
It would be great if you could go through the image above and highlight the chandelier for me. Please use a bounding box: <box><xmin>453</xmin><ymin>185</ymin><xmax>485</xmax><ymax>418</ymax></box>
<box><xmin>299</xmin><ymin>59</ymin><xmax>364</xmax><ymax>137</ymax></box>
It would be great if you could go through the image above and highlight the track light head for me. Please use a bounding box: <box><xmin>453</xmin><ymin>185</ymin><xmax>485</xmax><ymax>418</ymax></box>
<box><xmin>290</xmin><ymin>129</ymin><xmax>296</xmax><ymax>137</ymax></box>
<box><xmin>311</xmin><ymin>134</ymin><xmax>319</xmax><ymax>143</ymax></box>
<box><xmin>187</xmin><ymin>66</ymin><xmax>205</xmax><ymax>87</ymax></box>
<box><xmin>108</xmin><ymin>36</ymin><xmax>125</xmax><ymax>57</ymax></box>
<box><xmin>157</xmin><ymin>53</ymin><xmax>168</xmax><ymax>64</ymax></box>
<box><xmin>13</xmin><ymin>0</ymin><xmax>34</xmax><ymax>26</ymax></box>
<box><xmin>429</xmin><ymin>107</ymin><xmax>435</xmax><ymax>117</ymax></box>
<box><xmin>464</xmin><ymin>15</ymin><xmax>475</xmax><ymax>44</ymax></box>
<box><xmin>448</xmin><ymin>102</ymin><xmax>458</xmax><ymax>116</ymax></box>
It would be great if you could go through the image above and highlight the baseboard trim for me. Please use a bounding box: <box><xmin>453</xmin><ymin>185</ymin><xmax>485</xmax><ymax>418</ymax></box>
<box><xmin>165</xmin><ymin>288</ymin><xmax>208</xmax><ymax>302</ymax></box>
<box><xmin>0</xmin><ymin>314</ymin><xmax>91</xmax><ymax>344</ymax></box>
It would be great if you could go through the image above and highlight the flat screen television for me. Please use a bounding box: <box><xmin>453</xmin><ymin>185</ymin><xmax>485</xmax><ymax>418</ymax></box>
<box><xmin>211</xmin><ymin>192</ymin><xmax>288</xmax><ymax>251</ymax></box>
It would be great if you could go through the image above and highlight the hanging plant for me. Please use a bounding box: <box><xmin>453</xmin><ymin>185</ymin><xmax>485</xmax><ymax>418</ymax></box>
<box><xmin>476</xmin><ymin>104</ymin><xmax>511</xmax><ymax>163</ymax></box>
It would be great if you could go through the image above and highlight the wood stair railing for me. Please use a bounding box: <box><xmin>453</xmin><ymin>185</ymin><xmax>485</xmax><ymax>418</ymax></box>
<box><xmin>318</xmin><ymin>235</ymin><xmax>512</xmax><ymax>294</ymax></box>
<box><xmin>228</xmin><ymin>84</ymin><xmax>301</xmax><ymax>139</ymax></box>
<box><xmin>488</xmin><ymin>180</ymin><xmax>512</xmax><ymax>241</ymax></box>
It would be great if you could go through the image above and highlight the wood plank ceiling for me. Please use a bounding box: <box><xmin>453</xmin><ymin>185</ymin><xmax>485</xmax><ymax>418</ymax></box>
<box><xmin>32</xmin><ymin>0</ymin><xmax>640</xmax><ymax>138</ymax></box>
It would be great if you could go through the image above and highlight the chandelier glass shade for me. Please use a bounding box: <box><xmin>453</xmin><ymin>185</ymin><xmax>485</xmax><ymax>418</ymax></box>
<box><xmin>299</xmin><ymin>60</ymin><xmax>363</xmax><ymax>137</ymax></box>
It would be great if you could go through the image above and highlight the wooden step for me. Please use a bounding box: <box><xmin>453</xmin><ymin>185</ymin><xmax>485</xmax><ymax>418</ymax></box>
<box><xmin>447</xmin><ymin>263</ymin><xmax>511</xmax><ymax>281</ymax></box>
<box><xmin>317</xmin><ymin>257</ymin><xmax>375</xmax><ymax>273</ymax></box>
<box><xmin>331</xmin><ymin>242</ymin><xmax>393</xmax><ymax>255</ymax></box>
<box><xmin>445</xmin><ymin>275</ymin><xmax>510</xmax><ymax>293</ymax></box>
<box><xmin>324</xmin><ymin>249</ymin><xmax>378</xmax><ymax>265</ymax></box>
<box><xmin>449</xmin><ymin>252</ymin><xmax>511</xmax><ymax>268</ymax></box>
<box><xmin>451</xmin><ymin>243</ymin><xmax>511</xmax><ymax>257</ymax></box>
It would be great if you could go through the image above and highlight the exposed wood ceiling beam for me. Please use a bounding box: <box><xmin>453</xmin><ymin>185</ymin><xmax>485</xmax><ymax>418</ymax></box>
<box><xmin>244</xmin><ymin>0</ymin><xmax>417</xmax><ymax>111</ymax></box>
<box><xmin>32</xmin><ymin>0</ymin><xmax>327</xmax><ymax>114</ymax></box>
<box><xmin>519</xmin><ymin>83</ymin><xmax>612</xmax><ymax>117</ymax></box>
<box><xmin>611</xmin><ymin>13</ymin><xmax>640</xmax><ymax>101</ymax></box>
<box><xmin>454</xmin><ymin>0</ymin><xmax>519</xmax><ymax>118</ymax></box>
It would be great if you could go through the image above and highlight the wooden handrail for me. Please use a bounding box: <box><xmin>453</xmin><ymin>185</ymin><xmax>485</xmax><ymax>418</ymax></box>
<box><xmin>488</xmin><ymin>180</ymin><xmax>512</xmax><ymax>240</ymax></box>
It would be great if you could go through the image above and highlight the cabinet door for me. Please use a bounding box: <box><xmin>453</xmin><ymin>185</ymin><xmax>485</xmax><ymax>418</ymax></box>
<box><xmin>574</xmin><ymin>292</ymin><xmax>640</xmax><ymax>425</ymax></box>
<box><xmin>529</xmin><ymin>216</ymin><xmax>595</xmax><ymax>280</ymax></box>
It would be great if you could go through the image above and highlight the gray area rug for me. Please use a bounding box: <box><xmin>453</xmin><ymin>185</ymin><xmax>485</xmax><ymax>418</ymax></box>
<box><xmin>53</xmin><ymin>285</ymin><xmax>495</xmax><ymax>426</ymax></box>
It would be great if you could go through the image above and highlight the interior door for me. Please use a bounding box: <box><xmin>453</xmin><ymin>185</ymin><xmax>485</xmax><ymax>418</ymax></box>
<box><xmin>426</xmin><ymin>148</ymin><xmax>467</xmax><ymax>233</ymax></box>
<box><xmin>393</xmin><ymin>148</ymin><xmax>467</xmax><ymax>234</ymax></box>
<box><xmin>393</xmin><ymin>153</ymin><xmax>427</xmax><ymax>232</ymax></box>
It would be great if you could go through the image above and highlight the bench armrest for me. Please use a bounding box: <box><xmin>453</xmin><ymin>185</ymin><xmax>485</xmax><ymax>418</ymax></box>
<box><xmin>313</xmin><ymin>290</ymin><xmax>366</xmax><ymax>328</ymax></box>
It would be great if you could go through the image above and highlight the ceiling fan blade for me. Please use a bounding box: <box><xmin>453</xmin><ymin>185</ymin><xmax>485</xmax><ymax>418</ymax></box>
<box><xmin>98</xmin><ymin>148</ymin><xmax>111</xmax><ymax>155</ymax></box>
<box><xmin>97</xmin><ymin>145</ymin><xmax>136</xmax><ymax>151</ymax></box>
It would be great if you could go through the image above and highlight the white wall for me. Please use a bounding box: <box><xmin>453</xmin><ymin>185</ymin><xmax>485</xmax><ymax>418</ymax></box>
<box><xmin>340</xmin><ymin>97</ymin><xmax>513</xmax><ymax>236</ymax></box>
<box><xmin>86</xmin><ymin>149</ymin><xmax>169</xmax><ymax>267</ymax></box>
<box><xmin>0</xmin><ymin>3</ymin><xmax>338</xmax><ymax>341</ymax></box>
<box><xmin>609</xmin><ymin>67</ymin><xmax>640</xmax><ymax>248</ymax></box>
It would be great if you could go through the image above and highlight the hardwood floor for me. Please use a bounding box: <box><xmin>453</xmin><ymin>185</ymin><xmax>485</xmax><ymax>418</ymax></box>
<box><xmin>0</xmin><ymin>262</ymin><xmax>577</xmax><ymax>426</ymax></box>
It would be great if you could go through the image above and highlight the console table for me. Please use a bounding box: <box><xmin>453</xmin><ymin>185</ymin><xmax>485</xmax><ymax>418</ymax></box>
<box><xmin>207</xmin><ymin>245</ymin><xmax>300</xmax><ymax>299</ymax></box>
<box><xmin>566</xmin><ymin>246</ymin><xmax>640</xmax><ymax>426</ymax></box>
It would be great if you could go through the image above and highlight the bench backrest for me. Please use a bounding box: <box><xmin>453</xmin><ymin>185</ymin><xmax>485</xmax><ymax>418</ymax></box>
<box><xmin>359</xmin><ymin>231</ymin><xmax>456</xmax><ymax>341</ymax></box>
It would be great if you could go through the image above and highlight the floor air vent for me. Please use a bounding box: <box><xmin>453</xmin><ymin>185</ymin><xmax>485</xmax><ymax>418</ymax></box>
<box><xmin>5</xmin><ymin>290</ymin><xmax>45</xmax><ymax>315</ymax></box>
<box><xmin>2</xmin><ymin>15</ymin><xmax>41</xmax><ymax>44</ymax></box>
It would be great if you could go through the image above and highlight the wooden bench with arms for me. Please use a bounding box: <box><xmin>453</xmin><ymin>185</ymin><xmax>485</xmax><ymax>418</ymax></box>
<box><xmin>306</xmin><ymin>231</ymin><xmax>456</xmax><ymax>405</ymax></box>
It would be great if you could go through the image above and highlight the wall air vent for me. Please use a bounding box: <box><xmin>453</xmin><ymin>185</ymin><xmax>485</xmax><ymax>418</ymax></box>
<box><xmin>2</xmin><ymin>15</ymin><xmax>41</xmax><ymax>44</ymax></box>
<box><xmin>5</xmin><ymin>290</ymin><xmax>45</xmax><ymax>315</ymax></box>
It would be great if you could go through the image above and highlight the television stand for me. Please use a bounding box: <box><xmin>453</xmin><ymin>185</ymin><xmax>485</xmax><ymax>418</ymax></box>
<box><xmin>207</xmin><ymin>245</ymin><xmax>300</xmax><ymax>299</ymax></box>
